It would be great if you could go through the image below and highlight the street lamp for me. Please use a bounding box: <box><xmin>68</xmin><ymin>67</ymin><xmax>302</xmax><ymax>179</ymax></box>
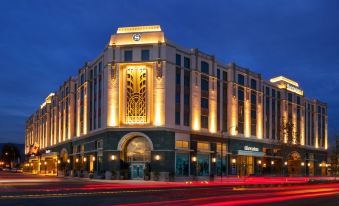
<box><xmin>44</xmin><ymin>161</ymin><xmax>47</xmax><ymax>174</ymax></box>
<box><xmin>301</xmin><ymin>162</ymin><xmax>305</xmax><ymax>176</ymax></box>
<box><xmin>212</xmin><ymin>157</ymin><xmax>216</xmax><ymax>163</ymax></box>
<box><xmin>155</xmin><ymin>155</ymin><xmax>161</xmax><ymax>161</ymax></box>
<box><xmin>192</xmin><ymin>156</ymin><xmax>197</xmax><ymax>162</ymax></box>
<box><xmin>111</xmin><ymin>155</ymin><xmax>116</xmax><ymax>161</ymax></box>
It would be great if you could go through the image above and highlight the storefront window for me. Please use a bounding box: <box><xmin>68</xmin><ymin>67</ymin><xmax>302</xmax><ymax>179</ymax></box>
<box><xmin>216</xmin><ymin>143</ymin><xmax>227</xmax><ymax>176</ymax></box>
<box><xmin>216</xmin><ymin>154</ymin><xmax>227</xmax><ymax>176</ymax></box>
<box><xmin>197</xmin><ymin>154</ymin><xmax>209</xmax><ymax>176</ymax></box>
<box><xmin>197</xmin><ymin>142</ymin><xmax>210</xmax><ymax>151</ymax></box>
<box><xmin>175</xmin><ymin>153</ymin><xmax>189</xmax><ymax>176</ymax></box>
<box><xmin>175</xmin><ymin>140</ymin><xmax>189</xmax><ymax>149</ymax></box>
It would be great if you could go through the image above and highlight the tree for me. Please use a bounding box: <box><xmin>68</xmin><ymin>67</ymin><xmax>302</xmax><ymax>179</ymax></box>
<box><xmin>0</xmin><ymin>144</ymin><xmax>21</xmax><ymax>168</ymax></box>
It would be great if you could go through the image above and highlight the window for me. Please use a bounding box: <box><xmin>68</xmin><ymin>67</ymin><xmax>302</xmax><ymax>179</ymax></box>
<box><xmin>201</xmin><ymin>61</ymin><xmax>209</xmax><ymax>74</ymax></box>
<box><xmin>216</xmin><ymin>143</ymin><xmax>227</xmax><ymax>154</ymax></box>
<box><xmin>216</xmin><ymin>143</ymin><xmax>227</xmax><ymax>176</ymax></box>
<box><xmin>238</xmin><ymin>87</ymin><xmax>245</xmax><ymax>134</ymax></box>
<box><xmin>184</xmin><ymin>57</ymin><xmax>190</xmax><ymax>68</ymax></box>
<box><xmin>175</xmin><ymin>67</ymin><xmax>181</xmax><ymax>125</ymax></box>
<box><xmin>297</xmin><ymin>96</ymin><xmax>301</xmax><ymax>105</ymax></box>
<box><xmin>94</xmin><ymin>66</ymin><xmax>97</xmax><ymax>77</ymax></box>
<box><xmin>80</xmin><ymin>74</ymin><xmax>85</xmax><ymax>85</ymax></box>
<box><xmin>97</xmin><ymin>139</ymin><xmax>103</xmax><ymax>149</ymax></box>
<box><xmin>141</xmin><ymin>49</ymin><xmax>150</xmax><ymax>61</ymax></box>
<box><xmin>238</xmin><ymin>74</ymin><xmax>245</xmax><ymax>86</ymax></box>
<box><xmin>124</xmin><ymin>50</ymin><xmax>132</xmax><ymax>61</ymax></box>
<box><xmin>223</xmin><ymin>71</ymin><xmax>227</xmax><ymax>81</ymax></box>
<box><xmin>99</xmin><ymin>61</ymin><xmax>102</xmax><ymax>73</ymax></box>
<box><xmin>197</xmin><ymin>154</ymin><xmax>209</xmax><ymax>176</ymax></box>
<box><xmin>201</xmin><ymin>115</ymin><xmax>208</xmax><ymax>129</ymax></box>
<box><xmin>176</xmin><ymin>154</ymin><xmax>189</xmax><ymax>176</ymax></box>
<box><xmin>197</xmin><ymin>142</ymin><xmax>210</xmax><ymax>151</ymax></box>
<box><xmin>201</xmin><ymin>98</ymin><xmax>209</xmax><ymax>109</ymax></box>
<box><xmin>251</xmin><ymin>91</ymin><xmax>257</xmax><ymax>136</ymax></box>
<box><xmin>251</xmin><ymin>79</ymin><xmax>257</xmax><ymax>90</ymax></box>
<box><xmin>222</xmin><ymin>73</ymin><xmax>228</xmax><ymax>131</ymax></box>
<box><xmin>176</xmin><ymin>54</ymin><xmax>181</xmax><ymax>66</ymax></box>
<box><xmin>183</xmin><ymin>70</ymin><xmax>190</xmax><ymax>126</ymax></box>
<box><xmin>201</xmin><ymin>78</ymin><xmax>209</xmax><ymax>91</ymax></box>
<box><xmin>176</xmin><ymin>140</ymin><xmax>189</xmax><ymax>149</ymax></box>
<box><xmin>288</xmin><ymin>93</ymin><xmax>293</xmax><ymax>102</ymax></box>
<box><xmin>175</xmin><ymin>112</ymin><xmax>180</xmax><ymax>125</ymax></box>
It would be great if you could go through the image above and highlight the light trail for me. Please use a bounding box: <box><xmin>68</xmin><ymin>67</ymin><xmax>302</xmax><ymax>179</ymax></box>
<box><xmin>116</xmin><ymin>183</ymin><xmax>339</xmax><ymax>206</ymax></box>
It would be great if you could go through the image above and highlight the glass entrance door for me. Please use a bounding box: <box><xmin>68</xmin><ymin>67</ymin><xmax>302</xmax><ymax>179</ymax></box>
<box><xmin>131</xmin><ymin>163</ymin><xmax>145</xmax><ymax>179</ymax></box>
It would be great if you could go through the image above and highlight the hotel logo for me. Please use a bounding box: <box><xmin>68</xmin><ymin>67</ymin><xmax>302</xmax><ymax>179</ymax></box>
<box><xmin>132</xmin><ymin>33</ymin><xmax>141</xmax><ymax>41</ymax></box>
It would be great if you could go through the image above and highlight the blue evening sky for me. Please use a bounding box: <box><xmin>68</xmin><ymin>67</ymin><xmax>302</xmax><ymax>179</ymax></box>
<box><xmin>0</xmin><ymin>0</ymin><xmax>338</xmax><ymax>147</ymax></box>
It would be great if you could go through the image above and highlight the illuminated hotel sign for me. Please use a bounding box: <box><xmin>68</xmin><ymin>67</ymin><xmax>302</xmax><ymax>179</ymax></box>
<box><xmin>244</xmin><ymin>146</ymin><xmax>259</xmax><ymax>152</ymax></box>
<box><xmin>110</xmin><ymin>25</ymin><xmax>165</xmax><ymax>46</ymax></box>
<box><xmin>286</xmin><ymin>84</ymin><xmax>304</xmax><ymax>95</ymax></box>
<box><xmin>270</xmin><ymin>76</ymin><xmax>304</xmax><ymax>96</ymax></box>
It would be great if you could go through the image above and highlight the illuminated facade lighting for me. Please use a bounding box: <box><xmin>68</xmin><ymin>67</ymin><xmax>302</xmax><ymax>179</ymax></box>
<box><xmin>24</xmin><ymin>25</ymin><xmax>329</xmax><ymax>179</ymax></box>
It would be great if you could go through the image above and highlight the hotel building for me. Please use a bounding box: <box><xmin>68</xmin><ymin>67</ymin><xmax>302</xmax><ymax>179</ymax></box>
<box><xmin>25</xmin><ymin>25</ymin><xmax>328</xmax><ymax>179</ymax></box>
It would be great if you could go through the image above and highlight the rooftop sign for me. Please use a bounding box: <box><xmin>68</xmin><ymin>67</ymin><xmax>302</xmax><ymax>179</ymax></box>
<box><xmin>270</xmin><ymin>76</ymin><xmax>304</xmax><ymax>96</ymax></box>
<box><xmin>117</xmin><ymin>25</ymin><xmax>162</xmax><ymax>34</ymax></box>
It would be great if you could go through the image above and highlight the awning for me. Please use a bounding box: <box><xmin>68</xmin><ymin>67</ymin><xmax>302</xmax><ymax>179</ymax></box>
<box><xmin>41</xmin><ymin>152</ymin><xmax>58</xmax><ymax>158</ymax></box>
<box><xmin>237</xmin><ymin>150</ymin><xmax>265</xmax><ymax>157</ymax></box>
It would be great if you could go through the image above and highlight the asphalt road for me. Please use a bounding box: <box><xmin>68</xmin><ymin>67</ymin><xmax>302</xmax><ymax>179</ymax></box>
<box><xmin>0</xmin><ymin>171</ymin><xmax>338</xmax><ymax>206</ymax></box>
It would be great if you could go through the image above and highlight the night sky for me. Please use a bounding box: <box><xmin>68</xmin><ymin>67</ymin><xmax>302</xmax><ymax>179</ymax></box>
<box><xmin>0</xmin><ymin>0</ymin><xmax>338</xmax><ymax>147</ymax></box>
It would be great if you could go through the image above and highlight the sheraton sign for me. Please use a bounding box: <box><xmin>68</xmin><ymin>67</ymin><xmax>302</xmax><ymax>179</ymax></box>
<box><xmin>244</xmin><ymin>146</ymin><xmax>260</xmax><ymax>152</ymax></box>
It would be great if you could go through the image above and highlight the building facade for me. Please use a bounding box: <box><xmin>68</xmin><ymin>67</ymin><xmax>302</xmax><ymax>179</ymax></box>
<box><xmin>25</xmin><ymin>25</ymin><xmax>328</xmax><ymax>179</ymax></box>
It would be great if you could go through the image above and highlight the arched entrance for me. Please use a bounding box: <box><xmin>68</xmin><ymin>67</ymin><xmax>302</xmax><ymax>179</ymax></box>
<box><xmin>60</xmin><ymin>148</ymin><xmax>68</xmax><ymax>162</ymax></box>
<box><xmin>118</xmin><ymin>133</ymin><xmax>153</xmax><ymax>180</ymax></box>
<box><xmin>288</xmin><ymin>151</ymin><xmax>302</xmax><ymax>176</ymax></box>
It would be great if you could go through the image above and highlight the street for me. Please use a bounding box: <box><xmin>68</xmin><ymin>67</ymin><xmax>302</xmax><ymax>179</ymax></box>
<box><xmin>0</xmin><ymin>172</ymin><xmax>338</xmax><ymax>206</ymax></box>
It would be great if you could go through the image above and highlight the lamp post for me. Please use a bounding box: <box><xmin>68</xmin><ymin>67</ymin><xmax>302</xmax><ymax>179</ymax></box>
<box><xmin>257</xmin><ymin>160</ymin><xmax>262</xmax><ymax>175</ymax></box>
<box><xmin>57</xmin><ymin>159</ymin><xmax>60</xmax><ymax>177</ymax></box>
<box><xmin>44</xmin><ymin>161</ymin><xmax>47</xmax><ymax>174</ymax></box>
<box><xmin>301</xmin><ymin>162</ymin><xmax>305</xmax><ymax>176</ymax></box>
<box><xmin>284</xmin><ymin>161</ymin><xmax>288</xmax><ymax>176</ymax></box>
